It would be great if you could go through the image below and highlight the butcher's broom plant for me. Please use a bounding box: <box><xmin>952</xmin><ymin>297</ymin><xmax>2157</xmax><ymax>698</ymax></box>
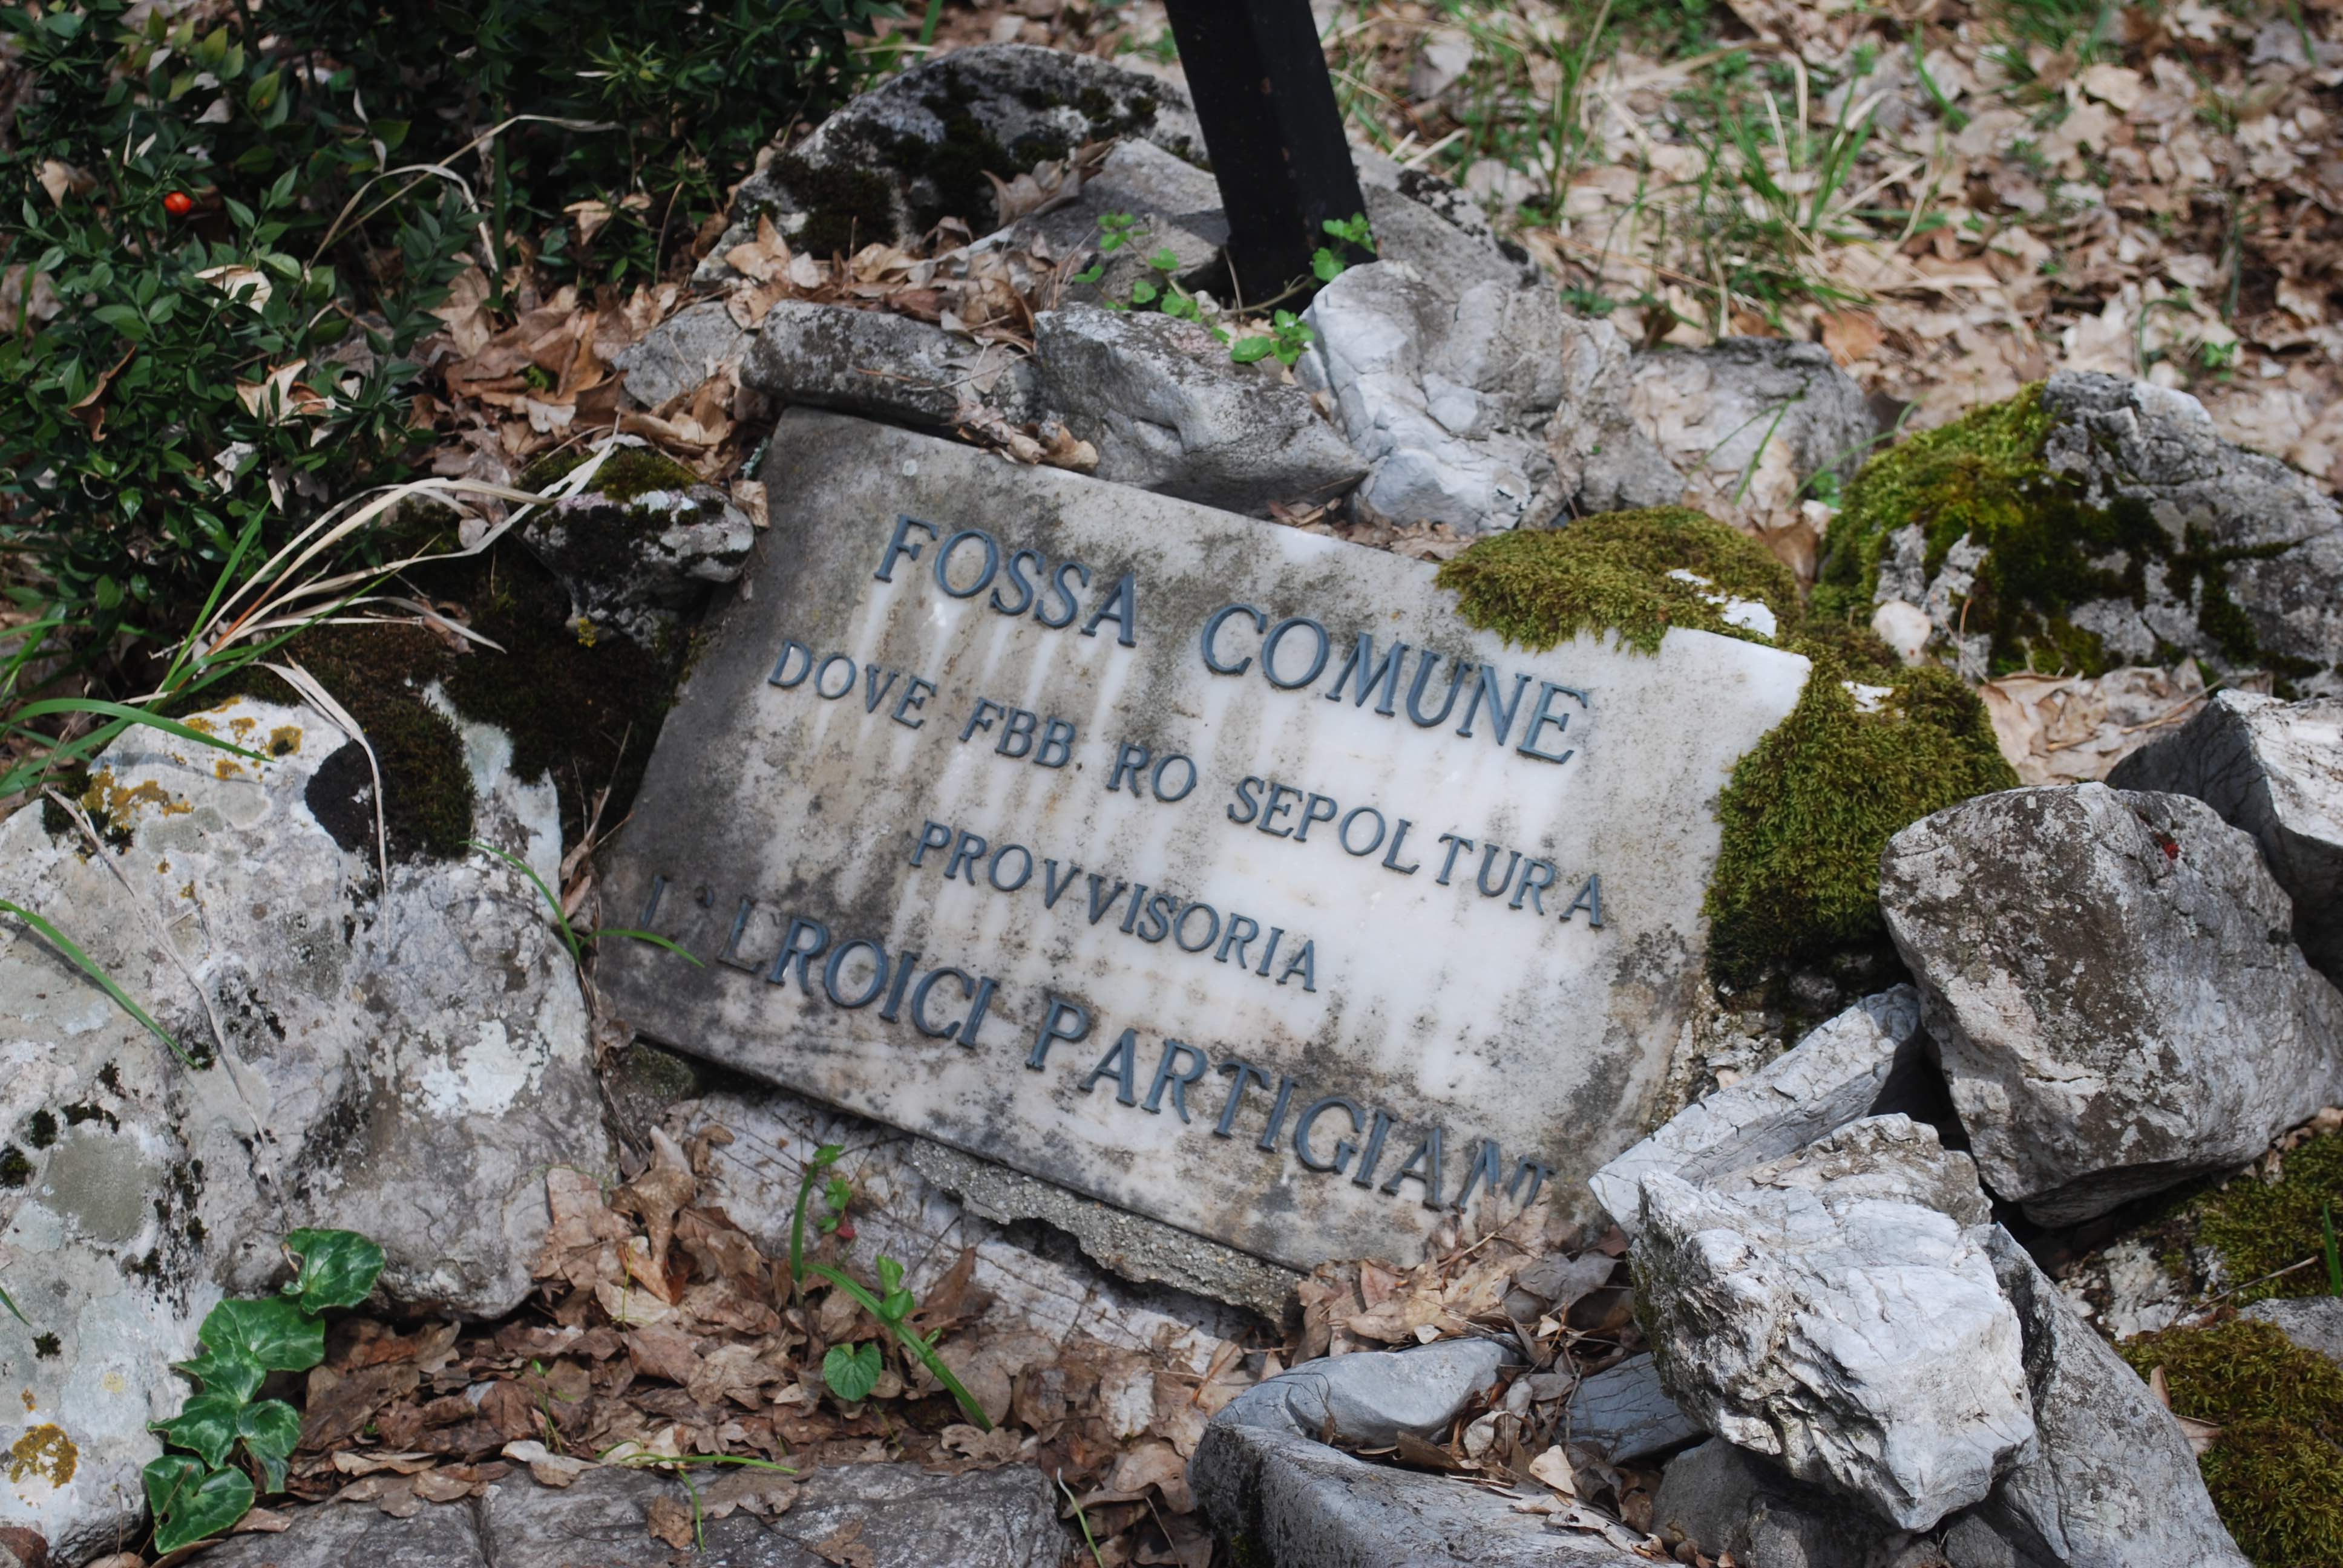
<box><xmin>144</xmin><ymin>1228</ymin><xmax>386</xmax><ymax>1552</ymax></box>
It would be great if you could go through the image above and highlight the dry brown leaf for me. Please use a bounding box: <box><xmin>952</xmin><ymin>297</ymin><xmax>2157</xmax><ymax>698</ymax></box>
<box><xmin>647</xmin><ymin>1493</ymin><xmax>698</xmax><ymax>1550</ymax></box>
<box><xmin>700</xmin><ymin>1467</ymin><xmax>799</xmax><ymax>1520</ymax></box>
<box><xmin>812</xmin><ymin>1520</ymin><xmax>877</xmax><ymax>1567</ymax></box>
<box><xmin>331</xmin><ymin>1449</ymin><xmax>436</xmax><ymax>1476</ymax></box>
<box><xmin>1527</xmin><ymin>1445</ymin><xmax>1579</xmax><ymax>1498</ymax></box>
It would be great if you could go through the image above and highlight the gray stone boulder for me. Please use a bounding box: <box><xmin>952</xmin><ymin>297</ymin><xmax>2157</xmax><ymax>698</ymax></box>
<box><xmin>2108</xmin><ymin>691</ymin><xmax>2343</xmax><ymax>984</ymax></box>
<box><xmin>744</xmin><ymin>298</ymin><xmax>1044</xmax><ymax>430</ymax></box>
<box><xmin>1034</xmin><ymin>305</ymin><xmax>1366</xmax><ymax>514</ymax></box>
<box><xmin>521</xmin><ymin>443</ymin><xmax>755</xmax><ymax>647</ymax></box>
<box><xmin>701</xmin><ymin>45</ymin><xmax>1202</xmax><ymax>276</ymax></box>
<box><xmin>1191</xmin><ymin>1341</ymin><xmax>1647</xmax><ymax>1567</ymax></box>
<box><xmin>1011</xmin><ymin>137</ymin><xmax>1227</xmax><ymax>306</ymax></box>
<box><xmin>1653</xmin><ymin>1439</ymin><xmax>1914</xmax><ymax>1567</ymax></box>
<box><xmin>1591</xmin><ymin>988</ymin><xmax>1931</xmax><ymax>1235</ymax></box>
<box><xmin>1563</xmin><ymin>1352</ymin><xmax>1703</xmax><ymax>1463</ymax></box>
<box><xmin>0</xmin><ymin>697</ymin><xmax>606</xmax><ymax>1560</ymax></box>
<box><xmin>1872</xmin><ymin>374</ymin><xmax>2343</xmax><ymax>689</ymax></box>
<box><xmin>1880</xmin><ymin>783</ymin><xmax>2343</xmax><ymax>1224</ymax></box>
<box><xmin>1940</xmin><ymin>1229</ymin><xmax>2248</xmax><ymax>1568</ymax></box>
<box><xmin>612</xmin><ymin>298</ymin><xmax>753</xmax><ymax>411</ymax></box>
<box><xmin>1631</xmin><ymin>1117</ymin><xmax>2034</xmax><ymax>1531</ymax></box>
<box><xmin>196</xmin><ymin>1461</ymin><xmax>1074</xmax><ymax>1567</ymax></box>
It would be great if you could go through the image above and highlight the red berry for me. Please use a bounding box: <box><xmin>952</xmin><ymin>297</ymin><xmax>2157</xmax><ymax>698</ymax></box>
<box><xmin>834</xmin><ymin>1220</ymin><xmax>856</xmax><ymax>1242</ymax></box>
<box><xmin>163</xmin><ymin>191</ymin><xmax>194</xmax><ymax>216</ymax></box>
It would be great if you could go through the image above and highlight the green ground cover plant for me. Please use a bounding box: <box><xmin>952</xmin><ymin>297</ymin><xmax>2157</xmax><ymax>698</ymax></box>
<box><xmin>146</xmin><ymin>1228</ymin><xmax>385</xmax><ymax>1552</ymax></box>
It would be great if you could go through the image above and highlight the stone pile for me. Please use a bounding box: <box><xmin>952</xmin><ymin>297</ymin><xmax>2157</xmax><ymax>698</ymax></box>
<box><xmin>623</xmin><ymin>44</ymin><xmax>1876</xmax><ymax>535</ymax></box>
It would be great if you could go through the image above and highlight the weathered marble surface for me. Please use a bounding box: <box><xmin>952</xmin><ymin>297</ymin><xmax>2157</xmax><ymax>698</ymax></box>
<box><xmin>597</xmin><ymin>411</ymin><xmax>1810</xmax><ymax>1269</ymax></box>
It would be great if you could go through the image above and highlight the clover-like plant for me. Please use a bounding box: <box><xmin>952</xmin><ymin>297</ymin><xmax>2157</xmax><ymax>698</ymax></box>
<box><xmin>144</xmin><ymin>1228</ymin><xmax>385</xmax><ymax>1552</ymax></box>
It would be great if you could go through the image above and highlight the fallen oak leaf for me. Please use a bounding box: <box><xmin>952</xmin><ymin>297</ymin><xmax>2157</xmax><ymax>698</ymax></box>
<box><xmin>646</xmin><ymin>1493</ymin><xmax>696</xmax><ymax>1550</ymax></box>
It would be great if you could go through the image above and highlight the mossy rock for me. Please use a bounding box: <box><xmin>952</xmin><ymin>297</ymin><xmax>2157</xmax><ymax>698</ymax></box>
<box><xmin>2120</xmin><ymin>1319</ymin><xmax>2343</xmax><ymax>1566</ymax></box>
<box><xmin>174</xmin><ymin>532</ymin><xmax>678</xmax><ymax>863</ymax></box>
<box><xmin>1438</xmin><ymin>506</ymin><xmax>2015</xmax><ymax>987</ymax></box>
<box><xmin>1814</xmin><ymin>379</ymin><xmax>2341</xmax><ymax>687</ymax></box>
<box><xmin>521</xmin><ymin>446</ymin><xmax>703</xmax><ymax>506</ymax></box>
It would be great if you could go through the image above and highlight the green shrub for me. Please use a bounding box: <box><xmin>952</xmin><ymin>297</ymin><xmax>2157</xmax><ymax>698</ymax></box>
<box><xmin>1</xmin><ymin>0</ymin><xmax>890</xmax><ymax>765</ymax></box>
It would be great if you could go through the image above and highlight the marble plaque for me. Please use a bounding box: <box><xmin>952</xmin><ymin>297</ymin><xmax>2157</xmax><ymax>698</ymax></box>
<box><xmin>597</xmin><ymin>410</ymin><xmax>1812</xmax><ymax>1269</ymax></box>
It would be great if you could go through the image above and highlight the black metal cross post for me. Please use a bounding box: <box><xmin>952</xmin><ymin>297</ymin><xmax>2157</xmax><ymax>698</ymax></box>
<box><xmin>1160</xmin><ymin>0</ymin><xmax>1372</xmax><ymax>309</ymax></box>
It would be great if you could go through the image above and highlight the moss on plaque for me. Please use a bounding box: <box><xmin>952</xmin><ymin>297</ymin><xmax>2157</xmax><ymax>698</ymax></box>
<box><xmin>1438</xmin><ymin>506</ymin><xmax>2015</xmax><ymax>988</ymax></box>
<box><xmin>2119</xmin><ymin>1318</ymin><xmax>2343</xmax><ymax>1567</ymax></box>
<box><xmin>1434</xmin><ymin>506</ymin><xmax>1799</xmax><ymax>655</ymax></box>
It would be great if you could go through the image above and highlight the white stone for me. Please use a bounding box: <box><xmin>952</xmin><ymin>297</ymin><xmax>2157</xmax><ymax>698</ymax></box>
<box><xmin>1871</xmin><ymin>599</ymin><xmax>1933</xmax><ymax>665</ymax></box>
<box><xmin>1591</xmin><ymin>989</ymin><xmax>1925</xmax><ymax>1235</ymax></box>
<box><xmin>597</xmin><ymin>412</ymin><xmax>1814</xmax><ymax>1270</ymax></box>
<box><xmin>1632</xmin><ymin>1117</ymin><xmax>2034</xmax><ymax>1531</ymax></box>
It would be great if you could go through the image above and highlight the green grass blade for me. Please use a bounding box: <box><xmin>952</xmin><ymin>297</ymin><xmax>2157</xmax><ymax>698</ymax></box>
<box><xmin>7</xmin><ymin>700</ymin><xmax>266</xmax><ymax>762</ymax></box>
<box><xmin>465</xmin><ymin>840</ymin><xmax>582</xmax><ymax>963</ymax></box>
<box><xmin>0</xmin><ymin>1279</ymin><xmax>29</xmax><ymax>1328</ymax></box>
<box><xmin>588</xmin><ymin>928</ymin><xmax>704</xmax><ymax>967</ymax></box>
<box><xmin>0</xmin><ymin>899</ymin><xmax>194</xmax><ymax>1067</ymax></box>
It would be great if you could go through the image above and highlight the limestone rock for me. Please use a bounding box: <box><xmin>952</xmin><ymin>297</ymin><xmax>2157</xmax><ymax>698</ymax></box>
<box><xmin>1300</xmin><ymin>261</ymin><xmax>1579</xmax><ymax>529</ymax></box>
<box><xmin>2241</xmin><ymin>1295</ymin><xmax>2343</xmax><ymax>1367</ymax></box>
<box><xmin>1011</xmin><ymin>138</ymin><xmax>1227</xmax><ymax>307</ymax></box>
<box><xmin>1627</xmin><ymin>339</ymin><xmax>1878</xmax><ymax>526</ymax></box>
<box><xmin>196</xmin><ymin>1462</ymin><xmax>1075</xmax><ymax>1567</ymax></box>
<box><xmin>1944</xmin><ymin>1228</ymin><xmax>2249</xmax><ymax>1568</ymax></box>
<box><xmin>0</xmin><ymin>698</ymin><xmax>605</xmax><ymax>1560</ymax></box>
<box><xmin>1211</xmin><ymin>1338</ymin><xmax>1509</xmax><ymax>1448</ymax></box>
<box><xmin>612</xmin><ymin>298</ymin><xmax>753</xmax><ymax>411</ymax></box>
<box><xmin>1869</xmin><ymin>375</ymin><xmax>2343</xmax><ymax>689</ymax></box>
<box><xmin>2041</xmin><ymin>373</ymin><xmax>2343</xmax><ymax>693</ymax></box>
<box><xmin>1562</xmin><ymin>1352</ymin><xmax>1704</xmax><ymax>1463</ymax></box>
<box><xmin>1191</xmin><ymin>1342</ymin><xmax>1646</xmax><ymax>1567</ymax></box>
<box><xmin>744</xmin><ymin>299</ymin><xmax>1043</xmax><ymax>430</ymax></box>
<box><xmin>1653</xmin><ymin>1439</ymin><xmax>1913</xmax><ymax>1567</ymax></box>
<box><xmin>1880</xmin><ymin>783</ymin><xmax>2343</xmax><ymax>1224</ymax></box>
<box><xmin>1034</xmin><ymin>305</ymin><xmax>1365</xmax><ymax>514</ymax></box>
<box><xmin>1591</xmin><ymin>988</ymin><xmax>1931</xmax><ymax>1235</ymax></box>
<box><xmin>1631</xmin><ymin>1117</ymin><xmax>2033</xmax><ymax>1530</ymax></box>
<box><xmin>701</xmin><ymin>45</ymin><xmax>1202</xmax><ymax>278</ymax></box>
<box><xmin>520</xmin><ymin>446</ymin><xmax>755</xmax><ymax>646</ymax></box>
<box><xmin>2107</xmin><ymin>690</ymin><xmax>2343</xmax><ymax>983</ymax></box>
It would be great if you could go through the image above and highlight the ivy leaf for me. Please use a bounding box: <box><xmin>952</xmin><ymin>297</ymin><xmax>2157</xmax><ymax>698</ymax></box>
<box><xmin>1147</xmin><ymin>246</ymin><xmax>1179</xmax><ymax>272</ymax></box>
<box><xmin>822</xmin><ymin>1342</ymin><xmax>883</xmax><ymax>1404</ymax></box>
<box><xmin>281</xmin><ymin>1228</ymin><xmax>385</xmax><ymax>1312</ymax></box>
<box><xmin>145</xmin><ymin>1455</ymin><xmax>255</xmax><ymax>1553</ymax></box>
<box><xmin>1311</xmin><ymin>248</ymin><xmax>1346</xmax><ymax>284</ymax></box>
<box><xmin>199</xmin><ymin>1295</ymin><xmax>324</xmax><ymax>1374</ymax></box>
<box><xmin>238</xmin><ymin>1399</ymin><xmax>301</xmax><ymax>1492</ymax></box>
<box><xmin>169</xmin><ymin>1341</ymin><xmax>266</xmax><ymax>1397</ymax></box>
<box><xmin>1127</xmin><ymin>279</ymin><xmax>1158</xmax><ymax>305</ymax></box>
<box><xmin>152</xmin><ymin>1391</ymin><xmax>241</xmax><ymax>1466</ymax></box>
<box><xmin>1230</xmin><ymin>336</ymin><xmax>1273</xmax><ymax>364</ymax></box>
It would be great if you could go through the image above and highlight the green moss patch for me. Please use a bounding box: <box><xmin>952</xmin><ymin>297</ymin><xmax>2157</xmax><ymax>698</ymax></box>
<box><xmin>2121</xmin><ymin>1320</ymin><xmax>2343</xmax><ymax>1566</ymax></box>
<box><xmin>1438</xmin><ymin>507</ymin><xmax>2014</xmax><ymax>987</ymax></box>
<box><xmin>1434</xmin><ymin>507</ymin><xmax>1800</xmax><ymax>655</ymax></box>
<box><xmin>521</xmin><ymin>446</ymin><xmax>701</xmax><ymax>505</ymax></box>
<box><xmin>1704</xmin><ymin>659</ymin><xmax>2015</xmax><ymax>984</ymax></box>
<box><xmin>2195</xmin><ymin>1131</ymin><xmax>2343</xmax><ymax>1305</ymax></box>
<box><xmin>1814</xmin><ymin>384</ymin><xmax>2166</xmax><ymax>679</ymax></box>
